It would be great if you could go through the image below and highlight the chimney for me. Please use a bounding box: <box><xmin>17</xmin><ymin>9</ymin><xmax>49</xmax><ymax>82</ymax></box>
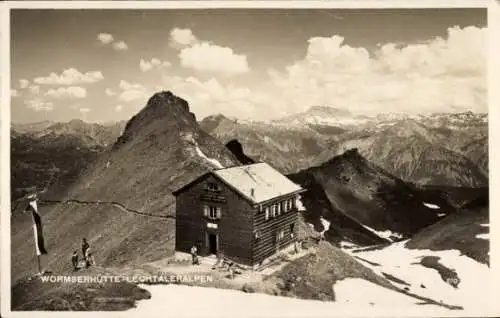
<box><xmin>251</xmin><ymin>188</ymin><xmax>255</xmax><ymax>197</ymax></box>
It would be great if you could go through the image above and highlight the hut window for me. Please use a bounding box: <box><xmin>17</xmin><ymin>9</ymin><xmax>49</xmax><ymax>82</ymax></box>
<box><xmin>265</xmin><ymin>207</ymin><xmax>270</xmax><ymax>221</ymax></box>
<box><xmin>290</xmin><ymin>223</ymin><xmax>295</xmax><ymax>237</ymax></box>
<box><xmin>271</xmin><ymin>205</ymin><xmax>277</xmax><ymax>217</ymax></box>
<box><xmin>206</xmin><ymin>182</ymin><xmax>220</xmax><ymax>192</ymax></box>
<box><xmin>204</xmin><ymin>205</ymin><xmax>221</xmax><ymax>219</ymax></box>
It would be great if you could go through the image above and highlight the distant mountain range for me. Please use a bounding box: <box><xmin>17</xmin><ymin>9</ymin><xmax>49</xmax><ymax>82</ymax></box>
<box><xmin>200</xmin><ymin>107</ymin><xmax>488</xmax><ymax>188</ymax></box>
<box><xmin>11</xmin><ymin>120</ymin><xmax>126</xmax><ymax>201</ymax></box>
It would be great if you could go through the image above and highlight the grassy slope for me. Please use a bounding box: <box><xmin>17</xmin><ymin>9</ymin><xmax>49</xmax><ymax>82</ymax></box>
<box><xmin>11</xmin><ymin>91</ymin><xmax>240</xmax><ymax>284</ymax></box>
<box><xmin>288</xmin><ymin>149</ymin><xmax>457</xmax><ymax>245</ymax></box>
<box><xmin>405</xmin><ymin>205</ymin><xmax>489</xmax><ymax>265</ymax></box>
<box><xmin>269</xmin><ymin>241</ymin><xmax>395</xmax><ymax>301</ymax></box>
<box><xmin>12</xmin><ymin>267</ymin><xmax>150</xmax><ymax>311</ymax></box>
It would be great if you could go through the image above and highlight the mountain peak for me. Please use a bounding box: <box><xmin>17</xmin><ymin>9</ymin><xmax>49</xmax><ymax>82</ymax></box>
<box><xmin>114</xmin><ymin>91</ymin><xmax>197</xmax><ymax>149</ymax></box>
<box><xmin>306</xmin><ymin>105</ymin><xmax>352</xmax><ymax>117</ymax></box>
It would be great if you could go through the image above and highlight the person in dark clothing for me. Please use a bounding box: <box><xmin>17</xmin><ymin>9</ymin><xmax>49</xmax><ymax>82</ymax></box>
<box><xmin>190</xmin><ymin>245</ymin><xmax>199</xmax><ymax>265</ymax></box>
<box><xmin>71</xmin><ymin>251</ymin><xmax>79</xmax><ymax>271</ymax></box>
<box><xmin>82</xmin><ymin>238</ymin><xmax>90</xmax><ymax>267</ymax></box>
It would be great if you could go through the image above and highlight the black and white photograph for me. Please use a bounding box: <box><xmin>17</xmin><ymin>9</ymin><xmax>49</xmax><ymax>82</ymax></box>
<box><xmin>1</xmin><ymin>1</ymin><xmax>499</xmax><ymax>317</ymax></box>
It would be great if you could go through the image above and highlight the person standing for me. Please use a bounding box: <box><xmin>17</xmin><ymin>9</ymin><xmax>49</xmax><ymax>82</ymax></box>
<box><xmin>190</xmin><ymin>245</ymin><xmax>198</xmax><ymax>265</ymax></box>
<box><xmin>82</xmin><ymin>238</ymin><xmax>90</xmax><ymax>267</ymax></box>
<box><xmin>71</xmin><ymin>251</ymin><xmax>79</xmax><ymax>271</ymax></box>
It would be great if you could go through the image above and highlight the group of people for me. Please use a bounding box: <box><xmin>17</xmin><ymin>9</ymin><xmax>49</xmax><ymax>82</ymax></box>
<box><xmin>71</xmin><ymin>238</ymin><xmax>96</xmax><ymax>271</ymax></box>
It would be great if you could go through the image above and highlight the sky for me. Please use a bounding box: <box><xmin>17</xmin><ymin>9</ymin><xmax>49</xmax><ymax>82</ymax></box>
<box><xmin>10</xmin><ymin>7</ymin><xmax>487</xmax><ymax>123</ymax></box>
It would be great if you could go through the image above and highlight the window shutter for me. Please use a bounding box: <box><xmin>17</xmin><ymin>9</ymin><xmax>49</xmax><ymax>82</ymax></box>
<box><xmin>216</xmin><ymin>207</ymin><xmax>221</xmax><ymax>219</ymax></box>
<box><xmin>203</xmin><ymin>205</ymin><xmax>209</xmax><ymax>217</ymax></box>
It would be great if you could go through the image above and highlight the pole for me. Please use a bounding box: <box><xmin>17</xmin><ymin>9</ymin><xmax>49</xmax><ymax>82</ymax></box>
<box><xmin>30</xmin><ymin>197</ymin><xmax>42</xmax><ymax>275</ymax></box>
<box><xmin>37</xmin><ymin>255</ymin><xmax>42</xmax><ymax>274</ymax></box>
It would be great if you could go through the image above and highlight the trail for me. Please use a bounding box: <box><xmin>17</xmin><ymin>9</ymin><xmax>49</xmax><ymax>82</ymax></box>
<box><xmin>38</xmin><ymin>199</ymin><xmax>176</xmax><ymax>219</ymax></box>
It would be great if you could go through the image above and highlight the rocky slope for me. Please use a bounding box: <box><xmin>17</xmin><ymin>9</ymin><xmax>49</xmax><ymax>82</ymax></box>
<box><xmin>200</xmin><ymin>114</ymin><xmax>329</xmax><ymax>173</ymax></box>
<box><xmin>319</xmin><ymin>119</ymin><xmax>488</xmax><ymax>187</ymax></box>
<box><xmin>11</xmin><ymin>91</ymin><xmax>240</xmax><ymax>283</ymax></box>
<box><xmin>201</xmin><ymin>109</ymin><xmax>488</xmax><ymax>187</ymax></box>
<box><xmin>288</xmin><ymin>148</ymin><xmax>457</xmax><ymax>245</ymax></box>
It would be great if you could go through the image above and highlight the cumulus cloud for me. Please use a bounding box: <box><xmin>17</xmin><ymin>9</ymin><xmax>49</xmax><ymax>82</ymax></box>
<box><xmin>29</xmin><ymin>85</ymin><xmax>40</xmax><ymax>95</ymax></box>
<box><xmin>34</xmin><ymin>68</ymin><xmax>104</xmax><ymax>85</ymax></box>
<box><xmin>113</xmin><ymin>41</ymin><xmax>128</xmax><ymax>51</ymax></box>
<box><xmin>97</xmin><ymin>33</ymin><xmax>128</xmax><ymax>51</ymax></box>
<box><xmin>24</xmin><ymin>98</ymin><xmax>54</xmax><ymax>112</ymax></box>
<box><xmin>160</xmin><ymin>75</ymin><xmax>266</xmax><ymax>119</ymax></box>
<box><xmin>79</xmin><ymin>107</ymin><xmax>91</xmax><ymax>114</ymax></box>
<box><xmin>19</xmin><ymin>79</ymin><xmax>29</xmax><ymax>89</ymax></box>
<box><xmin>45</xmin><ymin>86</ymin><xmax>87</xmax><ymax>99</ymax></box>
<box><xmin>179</xmin><ymin>42</ymin><xmax>250</xmax><ymax>76</ymax></box>
<box><xmin>115</xmin><ymin>105</ymin><xmax>124</xmax><ymax>112</ymax></box>
<box><xmin>105</xmin><ymin>88</ymin><xmax>116</xmax><ymax>96</ymax></box>
<box><xmin>97</xmin><ymin>33</ymin><xmax>114</xmax><ymax>44</ymax></box>
<box><xmin>169</xmin><ymin>28</ymin><xmax>198</xmax><ymax>49</ymax></box>
<box><xmin>118</xmin><ymin>80</ymin><xmax>150</xmax><ymax>102</ymax></box>
<box><xmin>265</xmin><ymin>25</ymin><xmax>487</xmax><ymax>116</ymax></box>
<box><xmin>139</xmin><ymin>58</ymin><xmax>171</xmax><ymax>72</ymax></box>
<box><xmin>169</xmin><ymin>27</ymin><xmax>250</xmax><ymax>76</ymax></box>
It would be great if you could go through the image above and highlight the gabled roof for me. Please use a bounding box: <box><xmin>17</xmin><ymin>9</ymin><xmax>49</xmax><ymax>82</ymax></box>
<box><xmin>172</xmin><ymin>162</ymin><xmax>304</xmax><ymax>204</ymax></box>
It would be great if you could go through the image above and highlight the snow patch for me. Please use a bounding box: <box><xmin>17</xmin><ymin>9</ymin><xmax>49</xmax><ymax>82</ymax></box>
<box><xmin>181</xmin><ymin>132</ymin><xmax>224</xmax><ymax>169</ymax></box>
<box><xmin>126</xmin><ymin>281</ymin><xmax>448</xmax><ymax>317</ymax></box>
<box><xmin>334</xmin><ymin>278</ymin><xmax>423</xmax><ymax>307</ymax></box>
<box><xmin>194</xmin><ymin>145</ymin><xmax>224</xmax><ymax>169</ymax></box>
<box><xmin>423</xmin><ymin>202</ymin><xmax>440</xmax><ymax>209</ymax></box>
<box><xmin>339</xmin><ymin>241</ymin><xmax>358</xmax><ymax>249</ymax></box>
<box><xmin>476</xmin><ymin>223</ymin><xmax>489</xmax><ymax>240</ymax></box>
<box><xmin>341</xmin><ymin>241</ymin><xmax>494</xmax><ymax>314</ymax></box>
<box><xmin>438</xmin><ymin>213</ymin><xmax>446</xmax><ymax>217</ymax></box>
<box><xmin>361</xmin><ymin>224</ymin><xmax>403</xmax><ymax>242</ymax></box>
<box><xmin>320</xmin><ymin>216</ymin><xmax>331</xmax><ymax>233</ymax></box>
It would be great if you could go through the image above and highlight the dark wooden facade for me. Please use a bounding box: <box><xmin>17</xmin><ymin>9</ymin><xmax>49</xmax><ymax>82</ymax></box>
<box><xmin>173</xmin><ymin>173</ymin><xmax>303</xmax><ymax>266</ymax></box>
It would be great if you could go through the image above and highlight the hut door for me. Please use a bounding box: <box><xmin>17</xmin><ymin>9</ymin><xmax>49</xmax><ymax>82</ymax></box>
<box><xmin>208</xmin><ymin>233</ymin><xmax>218</xmax><ymax>255</ymax></box>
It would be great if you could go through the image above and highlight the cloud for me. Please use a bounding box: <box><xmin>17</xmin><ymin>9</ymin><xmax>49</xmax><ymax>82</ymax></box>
<box><xmin>79</xmin><ymin>107</ymin><xmax>91</xmax><ymax>114</ymax></box>
<box><xmin>169</xmin><ymin>27</ymin><xmax>250</xmax><ymax>76</ymax></box>
<box><xmin>178</xmin><ymin>42</ymin><xmax>250</xmax><ymax>76</ymax></box>
<box><xmin>97</xmin><ymin>33</ymin><xmax>114</xmax><ymax>44</ymax></box>
<box><xmin>24</xmin><ymin>98</ymin><xmax>54</xmax><ymax>112</ymax></box>
<box><xmin>118</xmin><ymin>80</ymin><xmax>150</xmax><ymax>102</ymax></box>
<box><xmin>34</xmin><ymin>68</ymin><xmax>104</xmax><ymax>85</ymax></box>
<box><xmin>105</xmin><ymin>88</ymin><xmax>116</xmax><ymax>96</ymax></box>
<box><xmin>19</xmin><ymin>79</ymin><xmax>29</xmax><ymax>89</ymax></box>
<box><xmin>45</xmin><ymin>86</ymin><xmax>87</xmax><ymax>99</ymax></box>
<box><xmin>29</xmin><ymin>85</ymin><xmax>40</xmax><ymax>95</ymax></box>
<box><xmin>161</xmin><ymin>75</ymin><xmax>265</xmax><ymax>119</ymax></box>
<box><xmin>11</xmin><ymin>89</ymin><xmax>19</xmax><ymax>97</ymax></box>
<box><xmin>113</xmin><ymin>41</ymin><xmax>128</xmax><ymax>51</ymax></box>
<box><xmin>139</xmin><ymin>58</ymin><xmax>171</xmax><ymax>72</ymax></box>
<box><xmin>169</xmin><ymin>28</ymin><xmax>198</xmax><ymax>49</ymax></box>
<box><xmin>115</xmin><ymin>105</ymin><xmax>124</xmax><ymax>112</ymax></box>
<box><xmin>264</xmin><ymin>25</ymin><xmax>487</xmax><ymax>116</ymax></box>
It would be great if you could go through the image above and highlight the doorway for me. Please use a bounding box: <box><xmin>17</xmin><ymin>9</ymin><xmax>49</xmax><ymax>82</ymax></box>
<box><xmin>208</xmin><ymin>233</ymin><xmax>218</xmax><ymax>255</ymax></box>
